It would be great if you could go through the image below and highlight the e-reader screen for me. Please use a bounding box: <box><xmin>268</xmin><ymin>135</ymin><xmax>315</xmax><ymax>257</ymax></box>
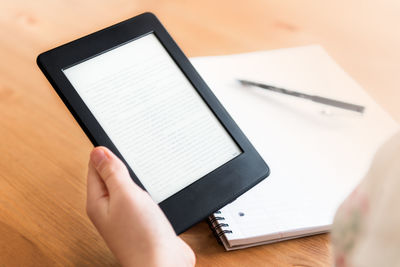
<box><xmin>62</xmin><ymin>33</ymin><xmax>242</xmax><ymax>203</ymax></box>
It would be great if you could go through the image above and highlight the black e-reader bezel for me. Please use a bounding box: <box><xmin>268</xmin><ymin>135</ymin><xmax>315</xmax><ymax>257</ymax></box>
<box><xmin>37</xmin><ymin>12</ymin><xmax>270</xmax><ymax>234</ymax></box>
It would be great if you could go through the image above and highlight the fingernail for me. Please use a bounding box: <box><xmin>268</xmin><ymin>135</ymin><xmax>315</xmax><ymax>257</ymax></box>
<box><xmin>91</xmin><ymin>148</ymin><xmax>107</xmax><ymax>167</ymax></box>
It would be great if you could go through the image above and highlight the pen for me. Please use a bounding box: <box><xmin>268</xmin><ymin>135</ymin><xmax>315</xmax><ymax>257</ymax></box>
<box><xmin>238</xmin><ymin>79</ymin><xmax>365</xmax><ymax>114</ymax></box>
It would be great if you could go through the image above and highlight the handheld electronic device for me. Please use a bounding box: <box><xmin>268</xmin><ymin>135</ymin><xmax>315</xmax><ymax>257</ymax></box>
<box><xmin>37</xmin><ymin>13</ymin><xmax>270</xmax><ymax>234</ymax></box>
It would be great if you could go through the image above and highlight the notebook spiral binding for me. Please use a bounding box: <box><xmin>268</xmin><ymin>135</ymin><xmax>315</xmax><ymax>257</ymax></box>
<box><xmin>208</xmin><ymin>210</ymin><xmax>233</xmax><ymax>244</ymax></box>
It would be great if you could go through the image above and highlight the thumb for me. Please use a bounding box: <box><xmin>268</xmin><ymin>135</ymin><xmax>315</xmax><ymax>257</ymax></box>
<box><xmin>90</xmin><ymin>146</ymin><xmax>135</xmax><ymax>194</ymax></box>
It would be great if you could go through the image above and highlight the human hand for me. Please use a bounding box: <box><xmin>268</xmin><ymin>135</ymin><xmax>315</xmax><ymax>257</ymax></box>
<box><xmin>86</xmin><ymin>146</ymin><xmax>195</xmax><ymax>267</ymax></box>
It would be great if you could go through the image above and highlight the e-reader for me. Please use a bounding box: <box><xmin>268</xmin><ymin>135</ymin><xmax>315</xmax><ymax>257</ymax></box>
<box><xmin>37</xmin><ymin>12</ymin><xmax>270</xmax><ymax>234</ymax></box>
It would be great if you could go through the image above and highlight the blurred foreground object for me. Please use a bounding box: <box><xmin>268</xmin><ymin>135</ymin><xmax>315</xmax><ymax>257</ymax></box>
<box><xmin>332</xmin><ymin>131</ymin><xmax>400</xmax><ymax>267</ymax></box>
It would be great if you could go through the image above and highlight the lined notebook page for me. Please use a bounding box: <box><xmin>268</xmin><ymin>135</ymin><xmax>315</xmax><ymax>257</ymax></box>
<box><xmin>190</xmin><ymin>46</ymin><xmax>399</xmax><ymax>250</ymax></box>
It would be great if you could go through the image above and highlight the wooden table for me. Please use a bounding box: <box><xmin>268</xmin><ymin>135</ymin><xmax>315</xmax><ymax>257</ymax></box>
<box><xmin>1</xmin><ymin>1</ymin><xmax>399</xmax><ymax>266</ymax></box>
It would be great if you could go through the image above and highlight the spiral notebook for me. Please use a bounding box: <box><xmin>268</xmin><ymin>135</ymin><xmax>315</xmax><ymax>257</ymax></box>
<box><xmin>189</xmin><ymin>46</ymin><xmax>399</xmax><ymax>250</ymax></box>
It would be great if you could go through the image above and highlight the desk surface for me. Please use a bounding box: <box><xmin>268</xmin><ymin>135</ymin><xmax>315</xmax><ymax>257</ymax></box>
<box><xmin>1</xmin><ymin>1</ymin><xmax>399</xmax><ymax>266</ymax></box>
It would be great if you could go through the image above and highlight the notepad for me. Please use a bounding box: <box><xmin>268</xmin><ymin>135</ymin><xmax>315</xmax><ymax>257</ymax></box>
<box><xmin>189</xmin><ymin>45</ymin><xmax>399</xmax><ymax>250</ymax></box>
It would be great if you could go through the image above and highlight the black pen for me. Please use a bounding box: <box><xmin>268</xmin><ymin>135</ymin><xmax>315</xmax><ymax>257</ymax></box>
<box><xmin>238</xmin><ymin>79</ymin><xmax>365</xmax><ymax>114</ymax></box>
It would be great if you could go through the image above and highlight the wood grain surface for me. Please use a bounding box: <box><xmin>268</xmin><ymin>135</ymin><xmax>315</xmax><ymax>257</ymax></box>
<box><xmin>1</xmin><ymin>0</ymin><xmax>399</xmax><ymax>266</ymax></box>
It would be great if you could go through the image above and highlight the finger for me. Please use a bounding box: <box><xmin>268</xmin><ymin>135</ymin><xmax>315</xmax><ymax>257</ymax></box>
<box><xmin>87</xmin><ymin>159</ymin><xmax>108</xmax><ymax>201</ymax></box>
<box><xmin>86</xmin><ymin>159</ymin><xmax>108</xmax><ymax>219</ymax></box>
<box><xmin>90</xmin><ymin>146</ymin><xmax>138</xmax><ymax>195</ymax></box>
